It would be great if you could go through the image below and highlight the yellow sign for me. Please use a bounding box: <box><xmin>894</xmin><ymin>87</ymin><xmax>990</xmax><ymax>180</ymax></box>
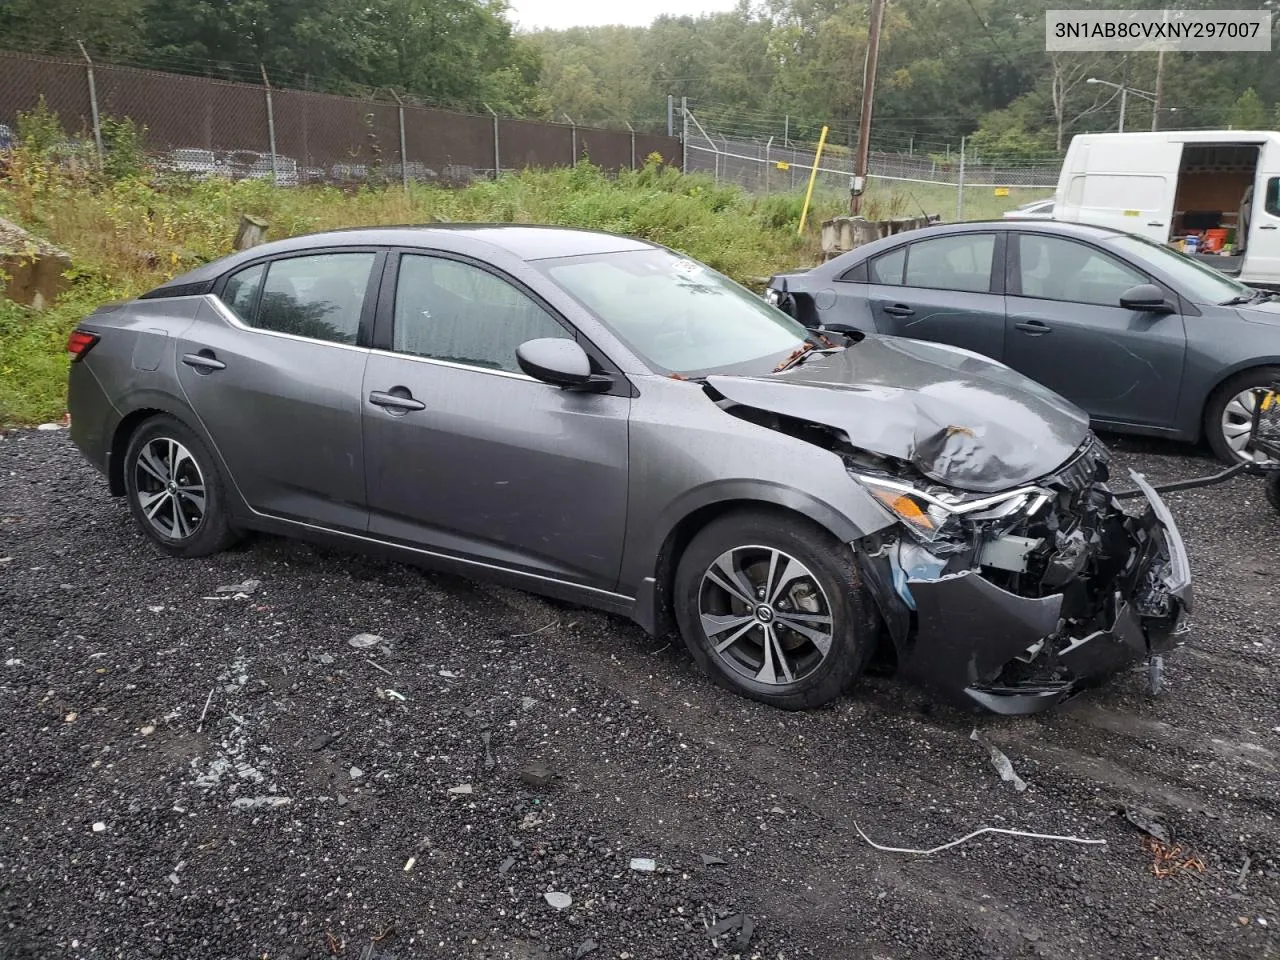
<box><xmin>776</xmin><ymin>161</ymin><xmax>790</xmax><ymax>170</ymax></box>
<box><xmin>993</xmin><ymin>187</ymin><xmax>1009</xmax><ymax>197</ymax></box>
<box><xmin>1123</xmin><ymin>209</ymin><xmax>1141</xmax><ymax>217</ymax></box>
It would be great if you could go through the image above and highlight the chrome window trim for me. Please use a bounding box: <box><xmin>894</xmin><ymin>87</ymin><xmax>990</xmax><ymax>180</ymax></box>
<box><xmin>204</xmin><ymin>294</ymin><xmax>370</xmax><ymax>353</ymax></box>
<box><xmin>368</xmin><ymin>348</ymin><xmax>539</xmax><ymax>382</ymax></box>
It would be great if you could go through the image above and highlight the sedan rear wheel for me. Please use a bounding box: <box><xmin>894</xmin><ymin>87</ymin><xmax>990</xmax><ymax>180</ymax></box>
<box><xmin>674</xmin><ymin>511</ymin><xmax>876</xmax><ymax>710</ymax></box>
<box><xmin>123</xmin><ymin>415</ymin><xmax>239</xmax><ymax>558</ymax></box>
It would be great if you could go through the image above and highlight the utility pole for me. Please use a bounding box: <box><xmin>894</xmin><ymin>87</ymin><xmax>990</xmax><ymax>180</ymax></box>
<box><xmin>851</xmin><ymin>0</ymin><xmax>886</xmax><ymax>216</ymax></box>
<box><xmin>1152</xmin><ymin>51</ymin><xmax>1165</xmax><ymax>131</ymax></box>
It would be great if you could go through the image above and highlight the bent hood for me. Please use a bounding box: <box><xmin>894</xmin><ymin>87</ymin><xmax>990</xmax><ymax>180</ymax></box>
<box><xmin>707</xmin><ymin>335</ymin><xmax>1090</xmax><ymax>493</ymax></box>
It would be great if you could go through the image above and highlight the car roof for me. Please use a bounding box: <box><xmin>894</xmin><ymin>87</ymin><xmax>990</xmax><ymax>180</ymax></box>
<box><xmin>799</xmin><ymin>218</ymin><xmax>1139</xmax><ymax>277</ymax></box>
<box><xmin>141</xmin><ymin>224</ymin><xmax>655</xmax><ymax>299</ymax></box>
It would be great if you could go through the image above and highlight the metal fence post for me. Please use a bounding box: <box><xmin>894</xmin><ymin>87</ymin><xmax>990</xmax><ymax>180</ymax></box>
<box><xmin>956</xmin><ymin>135</ymin><xmax>966</xmax><ymax>222</ymax></box>
<box><xmin>393</xmin><ymin>91</ymin><xmax>409</xmax><ymax>191</ymax></box>
<box><xmin>764</xmin><ymin>136</ymin><xmax>772</xmax><ymax>193</ymax></box>
<box><xmin>626</xmin><ymin>121</ymin><xmax>636</xmax><ymax>170</ymax></box>
<box><xmin>667</xmin><ymin>95</ymin><xmax>674</xmax><ymax>137</ymax></box>
<box><xmin>260</xmin><ymin>64</ymin><xmax>279</xmax><ymax>184</ymax></box>
<box><xmin>76</xmin><ymin>41</ymin><xmax>103</xmax><ymax>170</ymax></box>
<box><xmin>681</xmin><ymin>97</ymin><xmax>688</xmax><ymax>172</ymax></box>
<box><xmin>484</xmin><ymin>103</ymin><xmax>500</xmax><ymax>180</ymax></box>
<box><xmin>563</xmin><ymin>114</ymin><xmax>576</xmax><ymax>166</ymax></box>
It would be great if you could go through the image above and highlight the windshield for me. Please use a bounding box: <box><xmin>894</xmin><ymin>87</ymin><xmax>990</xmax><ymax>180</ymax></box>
<box><xmin>538</xmin><ymin>248</ymin><xmax>813</xmax><ymax>375</ymax></box>
<box><xmin>1105</xmin><ymin>233</ymin><xmax>1252</xmax><ymax>304</ymax></box>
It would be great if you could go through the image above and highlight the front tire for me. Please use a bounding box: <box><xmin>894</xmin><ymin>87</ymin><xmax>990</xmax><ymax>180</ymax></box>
<box><xmin>673</xmin><ymin>510</ymin><xmax>876</xmax><ymax>710</ymax></box>
<box><xmin>123</xmin><ymin>414</ymin><xmax>239</xmax><ymax>558</ymax></box>
<box><xmin>1204</xmin><ymin>366</ymin><xmax>1280</xmax><ymax>464</ymax></box>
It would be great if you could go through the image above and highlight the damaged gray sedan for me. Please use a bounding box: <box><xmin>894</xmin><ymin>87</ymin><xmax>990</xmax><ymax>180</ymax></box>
<box><xmin>65</xmin><ymin>226</ymin><xmax>1191</xmax><ymax>715</ymax></box>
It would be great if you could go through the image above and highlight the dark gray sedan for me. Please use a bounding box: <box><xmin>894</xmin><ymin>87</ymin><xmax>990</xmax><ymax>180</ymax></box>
<box><xmin>66</xmin><ymin>225</ymin><xmax>1190</xmax><ymax>715</ymax></box>
<box><xmin>766</xmin><ymin>221</ymin><xmax>1280</xmax><ymax>463</ymax></box>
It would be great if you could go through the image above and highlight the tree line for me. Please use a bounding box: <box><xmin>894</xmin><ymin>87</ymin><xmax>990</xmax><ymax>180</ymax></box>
<box><xmin>2</xmin><ymin>0</ymin><xmax>1278</xmax><ymax>159</ymax></box>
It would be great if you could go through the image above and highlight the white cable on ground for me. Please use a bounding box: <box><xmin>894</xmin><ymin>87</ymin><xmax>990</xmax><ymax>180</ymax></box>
<box><xmin>854</xmin><ymin>822</ymin><xmax>1107</xmax><ymax>855</ymax></box>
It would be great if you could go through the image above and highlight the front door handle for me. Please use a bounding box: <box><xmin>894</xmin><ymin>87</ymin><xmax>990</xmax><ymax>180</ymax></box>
<box><xmin>369</xmin><ymin>389</ymin><xmax>426</xmax><ymax>413</ymax></box>
<box><xmin>1014</xmin><ymin>320</ymin><xmax>1052</xmax><ymax>336</ymax></box>
<box><xmin>882</xmin><ymin>304</ymin><xmax>915</xmax><ymax>318</ymax></box>
<box><xmin>181</xmin><ymin>352</ymin><xmax>226</xmax><ymax>372</ymax></box>
<box><xmin>1147</xmin><ymin>221</ymin><xmax>1164</xmax><ymax>227</ymax></box>
<box><xmin>1260</xmin><ymin>224</ymin><xmax>1277</xmax><ymax>230</ymax></box>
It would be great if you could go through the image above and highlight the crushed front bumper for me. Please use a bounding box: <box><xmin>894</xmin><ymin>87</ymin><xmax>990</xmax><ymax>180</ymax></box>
<box><xmin>894</xmin><ymin>470</ymin><xmax>1192</xmax><ymax>716</ymax></box>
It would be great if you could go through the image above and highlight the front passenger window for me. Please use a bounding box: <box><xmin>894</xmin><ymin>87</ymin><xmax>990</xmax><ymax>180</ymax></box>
<box><xmin>1016</xmin><ymin>235</ymin><xmax>1146</xmax><ymax>307</ymax></box>
<box><xmin>393</xmin><ymin>255</ymin><xmax>570</xmax><ymax>374</ymax></box>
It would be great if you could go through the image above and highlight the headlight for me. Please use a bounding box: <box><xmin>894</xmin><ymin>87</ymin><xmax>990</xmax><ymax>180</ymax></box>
<box><xmin>855</xmin><ymin>474</ymin><xmax>1051</xmax><ymax>541</ymax></box>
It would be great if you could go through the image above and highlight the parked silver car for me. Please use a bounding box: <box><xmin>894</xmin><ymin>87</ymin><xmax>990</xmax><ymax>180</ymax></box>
<box><xmin>65</xmin><ymin>226</ymin><xmax>1191</xmax><ymax>715</ymax></box>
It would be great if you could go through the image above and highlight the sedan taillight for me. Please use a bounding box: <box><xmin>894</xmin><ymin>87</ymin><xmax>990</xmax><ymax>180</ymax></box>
<box><xmin>67</xmin><ymin>330</ymin><xmax>99</xmax><ymax>362</ymax></box>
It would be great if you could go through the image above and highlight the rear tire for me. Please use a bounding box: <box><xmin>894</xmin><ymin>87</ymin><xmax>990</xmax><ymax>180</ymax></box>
<box><xmin>673</xmin><ymin>510</ymin><xmax>876</xmax><ymax>710</ymax></box>
<box><xmin>123</xmin><ymin>414</ymin><xmax>239</xmax><ymax>558</ymax></box>
<box><xmin>1204</xmin><ymin>366</ymin><xmax>1280</xmax><ymax>464</ymax></box>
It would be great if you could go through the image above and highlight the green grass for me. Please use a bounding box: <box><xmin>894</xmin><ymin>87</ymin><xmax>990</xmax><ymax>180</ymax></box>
<box><xmin>0</xmin><ymin>149</ymin><xmax>1052</xmax><ymax>427</ymax></box>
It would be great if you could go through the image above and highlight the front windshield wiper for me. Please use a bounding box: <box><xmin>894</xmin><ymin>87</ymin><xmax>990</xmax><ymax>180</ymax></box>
<box><xmin>1220</xmin><ymin>288</ymin><xmax>1278</xmax><ymax>306</ymax></box>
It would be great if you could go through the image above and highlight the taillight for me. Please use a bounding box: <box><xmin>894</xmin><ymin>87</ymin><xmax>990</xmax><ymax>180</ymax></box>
<box><xmin>67</xmin><ymin>330</ymin><xmax>99</xmax><ymax>362</ymax></box>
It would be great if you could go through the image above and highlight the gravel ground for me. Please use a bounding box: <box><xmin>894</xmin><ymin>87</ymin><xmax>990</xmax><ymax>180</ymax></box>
<box><xmin>1</xmin><ymin>428</ymin><xmax>1278</xmax><ymax>960</ymax></box>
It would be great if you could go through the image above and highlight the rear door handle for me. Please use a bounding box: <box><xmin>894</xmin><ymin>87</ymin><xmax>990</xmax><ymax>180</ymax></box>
<box><xmin>1014</xmin><ymin>320</ymin><xmax>1052</xmax><ymax>335</ymax></box>
<box><xmin>181</xmin><ymin>352</ymin><xmax>226</xmax><ymax>371</ymax></box>
<box><xmin>1147</xmin><ymin>221</ymin><xmax>1164</xmax><ymax>227</ymax></box>
<box><xmin>882</xmin><ymin>304</ymin><xmax>915</xmax><ymax>318</ymax></box>
<box><xmin>1260</xmin><ymin>224</ymin><xmax>1277</xmax><ymax>230</ymax></box>
<box><xmin>369</xmin><ymin>390</ymin><xmax>426</xmax><ymax>413</ymax></box>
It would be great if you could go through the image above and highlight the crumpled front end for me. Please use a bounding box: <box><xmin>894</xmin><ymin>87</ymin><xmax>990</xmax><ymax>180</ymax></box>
<box><xmin>855</xmin><ymin>437</ymin><xmax>1192</xmax><ymax>715</ymax></box>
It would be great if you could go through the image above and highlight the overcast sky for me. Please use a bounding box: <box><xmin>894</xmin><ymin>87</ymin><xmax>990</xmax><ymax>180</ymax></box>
<box><xmin>509</xmin><ymin>0</ymin><xmax>740</xmax><ymax>30</ymax></box>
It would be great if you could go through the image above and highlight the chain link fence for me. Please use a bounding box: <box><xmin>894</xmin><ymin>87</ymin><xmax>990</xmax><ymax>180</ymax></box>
<box><xmin>681</xmin><ymin>106</ymin><xmax>1061</xmax><ymax>221</ymax></box>
<box><xmin>0</xmin><ymin>49</ymin><xmax>681</xmax><ymax>187</ymax></box>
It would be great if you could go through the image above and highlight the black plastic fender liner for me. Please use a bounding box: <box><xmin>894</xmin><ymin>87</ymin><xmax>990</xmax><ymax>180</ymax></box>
<box><xmin>901</xmin><ymin>571</ymin><xmax>1064</xmax><ymax>693</ymax></box>
<box><xmin>1057</xmin><ymin>600</ymin><xmax>1148</xmax><ymax>678</ymax></box>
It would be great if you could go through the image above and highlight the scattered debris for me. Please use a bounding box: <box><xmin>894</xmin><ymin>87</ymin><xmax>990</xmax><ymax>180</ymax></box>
<box><xmin>438</xmin><ymin>669</ymin><xmax>459</xmax><ymax>679</ymax></box>
<box><xmin>140</xmin><ymin>725</ymin><xmax>155</xmax><ymax>736</ymax></box>
<box><xmin>147</xmin><ymin>605</ymin><xmax>165</xmax><ymax>614</ymax></box>
<box><xmin>216</xmin><ymin>578</ymin><xmax>261</xmax><ymax>595</ymax></box>
<box><xmin>573</xmin><ymin>938</ymin><xmax>598</xmax><ymax>958</ymax></box>
<box><xmin>708</xmin><ymin>912</ymin><xmax>753</xmax><ymax>948</ymax></box>
<box><xmin>349</xmin><ymin>766</ymin><xmax>364</xmax><ymax>781</ymax></box>
<box><xmin>4</xmin><ymin>659</ymin><xmax>21</xmax><ymax>667</ymax></box>
<box><xmin>519</xmin><ymin>762</ymin><xmax>554</xmax><ymax>789</ymax></box>
<box><xmin>544</xmin><ymin>891</ymin><xmax>572</xmax><ymax>911</ymax></box>
<box><xmin>64</xmin><ymin>712</ymin><xmax>77</xmax><ymax>723</ymax></box>
<box><xmin>1148</xmin><ymin>654</ymin><xmax>1165</xmax><ymax>695</ymax></box>
<box><xmin>1144</xmin><ymin>836</ymin><xmax>1206</xmax><ymax>878</ymax></box>
<box><xmin>700</xmin><ymin>854</ymin><xmax>727</xmax><ymax>866</ymax></box>
<box><xmin>1122</xmin><ymin>806</ymin><xmax>1171</xmax><ymax>845</ymax></box>
<box><xmin>854</xmin><ymin>822</ymin><xmax>1106</xmax><ymax>856</ymax></box>
<box><xmin>307</xmin><ymin>732</ymin><xmax>339</xmax><ymax>752</ymax></box>
<box><xmin>36</xmin><ymin>423</ymin><xmax>64</xmax><ymax>432</ymax></box>
<box><xmin>366</xmin><ymin>659</ymin><xmax>394</xmax><ymax>677</ymax></box>
<box><xmin>403</xmin><ymin>857</ymin><xmax>416</xmax><ymax>873</ymax></box>
<box><xmin>971</xmin><ymin>729</ymin><xmax>1027</xmax><ymax>792</ymax></box>
<box><xmin>348</xmin><ymin>633</ymin><xmax>384</xmax><ymax>649</ymax></box>
<box><xmin>629</xmin><ymin>857</ymin><xmax>656</xmax><ymax>872</ymax></box>
<box><xmin>1238</xmin><ymin>855</ymin><xmax>1252</xmax><ymax>889</ymax></box>
<box><xmin>448</xmin><ymin>783</ymin><xmax>473</xmax><ymax>795</ymax></box>
<box><xmin>511</xmin><ymin>621</ymin><xmax>557</xmax><ymax>638</ymax></box>
<box><xmin>521</xmin><ymin>696</ymin><xmax>539</xmax><ymax>711</ymax></box>
<box><xmin>482</xmin><ymin>731</ymin><xmax>495</xmax><ymax>770</ymax></box>
<box><xmin>196</xmin><ymin>687</ymin><xmax>215</xmax><ymax>733</ymax></box>
<box><xmin>230</xmin><ymin>796</ymin><xmax>291</xmax><ymax>811</ymax></box>
<box><xmin>738</xmin><ymin>916</ymin><xmax>756</xmax><ymax>949</ymax></box>
<box><xmin>91</xmin><ymin>822</ymin><xmax>106</xmax><ymax>833</ymax></box>
<box><xmin>770</xmin><ymin>806</ymin><xmax>786</xmax><ymax>815</ymax></box>
<box><xmin>316</xmin><ymin>653</ymin><xmax>335</xmax><ymax>666</ymax></box>
<box><xmin>498</xmin><ymin>855</ymin><xmax>516</xmax><ymax>875</ymax></box>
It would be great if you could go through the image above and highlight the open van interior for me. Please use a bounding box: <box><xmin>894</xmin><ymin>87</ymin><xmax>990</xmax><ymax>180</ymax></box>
<box><xmin>1055</xmin><ymin>131</ymin><xmax>1280</xmax><ymax>288</ymax></box>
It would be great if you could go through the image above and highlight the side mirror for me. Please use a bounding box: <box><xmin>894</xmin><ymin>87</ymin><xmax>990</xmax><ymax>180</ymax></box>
<box><xmin>516</xmin><ymin>338</ymin><xmax>612</xmax><ymax>392</ymax></box>
<box><xmin>1120</xmin><ymin>283</ymin><xmax>1175</xmax><ymax>314</ymax></box>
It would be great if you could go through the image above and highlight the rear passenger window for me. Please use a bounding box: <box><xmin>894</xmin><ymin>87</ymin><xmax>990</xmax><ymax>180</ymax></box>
<box><xmin>869</xmin><ymin>247</ymin><xmax>906</xmax><ymax>285</ymax></box>
<box><xmin>222</xmin><ymin>263</ymin><xmax>264</xmax><ymax>322</ymax></box>
<box><xmin>1267</xmin><ymin>177</ymin><xmax>1279</xmax><ymax>217</ymax></box>
<box><xmin>903</xmin><ymin>234</ymin><xmax>995</xmax><ymax>293</ymax></box>
<box><xmin>253</xmin><ymin>253</ymin><xmax>376</xmax><ymax>345</ymax></box>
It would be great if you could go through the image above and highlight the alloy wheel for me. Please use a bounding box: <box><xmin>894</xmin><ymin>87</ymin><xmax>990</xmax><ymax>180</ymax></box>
<box><xmin>133</xmin><ymin>437</ymin><xmax>207</xmax><ymax>540</ymax></box>
<box><xmin>698</xmin><ymin>545</ymin><xmax>835</xmax><ymax>686</ymax></box>
<box><xmin>1221</xmin><ymin>387</ymin><xmax>1276</xmax><ymax>463</ymax></box>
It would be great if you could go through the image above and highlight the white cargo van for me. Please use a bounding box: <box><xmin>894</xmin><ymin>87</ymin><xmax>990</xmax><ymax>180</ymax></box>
<box><xmin>1053</xmin><ymin>130</ymin><xmax>1280</xmax><ymax>289</ymax></box>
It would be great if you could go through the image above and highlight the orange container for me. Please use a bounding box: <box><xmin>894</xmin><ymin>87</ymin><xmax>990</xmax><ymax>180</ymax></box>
<box><xmin>1203</xmin><ymin>228</ymin><xmax>1228</xmax><ymax>253</ymax></box>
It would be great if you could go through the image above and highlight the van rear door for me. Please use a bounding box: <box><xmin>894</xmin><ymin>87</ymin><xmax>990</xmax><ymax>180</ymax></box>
<box><xmin>1244</xmin><ymin>141</ymin><xmax>1280</xmax><ymax>287</ymax></box>
<box><xmin>1057</xmin><ymin>136</ymin><xmax>1181</xmax><ymax>242</ymax></box>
